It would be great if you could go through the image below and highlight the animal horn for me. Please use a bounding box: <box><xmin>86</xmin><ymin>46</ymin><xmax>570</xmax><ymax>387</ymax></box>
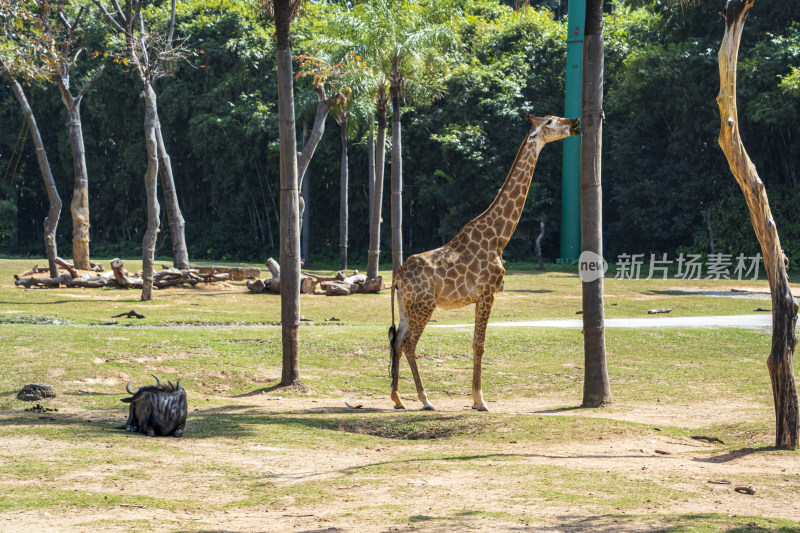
<box><xmin>126</xmin><ymin>381</ymin><xmax>137</xmax><ymax>394</ymax></box>
<box><xmin>151</xmin><ymin>374</ymin><xmax>161</xmax><ymax>387</ymax></box>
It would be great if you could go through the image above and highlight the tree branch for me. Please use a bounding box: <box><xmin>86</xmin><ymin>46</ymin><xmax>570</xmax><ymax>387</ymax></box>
<box><xmin>92</xmin><ymin>0</ymin><xmax>125</xmax><ymax>33</ymax></box>
<box><xmin>77</xmin><ymin>64</ymin><xmax>106</xmax><ymax>101</ymax></box>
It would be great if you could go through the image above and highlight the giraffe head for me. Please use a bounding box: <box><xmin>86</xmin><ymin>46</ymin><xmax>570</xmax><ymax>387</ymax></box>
<box><xmin>525</xmin><ymin>115</ymin><xmax>581</xmax><ymax>144</ymax></box>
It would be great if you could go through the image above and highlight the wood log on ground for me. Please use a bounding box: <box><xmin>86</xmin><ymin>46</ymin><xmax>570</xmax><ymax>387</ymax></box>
<box><xmin>356</xmin><ymin>276</ymin><xmax>384</xmax><ymax>293</ymax></box>
<box><xmin>65</xmin><ymin>275</ymin><xmax>115</xmax><ymax>288</ymax></box>
<box><xmin>14</xmin><ymin>274</ymin><xmax>73</xmax><ymax>288</ymax></box>
<box><xmin>192</xmin><ymin>266</ymin><xmax>260</xmax><ymax>281</ymax></box>
<box><xmin>90</xmin><ymin>261</ymin><xmax>105</xmax><ymax>272</ymax></box>
<box><xmin>110</xmin><ymin>258</ymin><xmax>129</xmax><ymax>287</ymax></box>
<box><xmin>717</xmin><ymin>0</ymin><xmax>798</xmax><ymax>450</ymax></box>
<box><xmin>265</xmin><ymin>257</ymin><xmax>281</xmax><ymax>280</ymax></box>
<box><xmin>247</xmin><ymin>279</ymin><xmax>266</xmax><ymax>293</ymax></box>
<box><xmin>340</xmin><ymin>273</ymin><xmax>367</xmax><ymax>288</ymax></box>
<box><xmin>325</xmin><ymin>282</ymin><xmax>351</xmax><ymax>296</ymax></box>
<box><xmin>301</xmin><ymin>276</ymin><xmax>316</xmax><ymax>294</ymax></box>
<box><xmin>55</xmin><ymin>257</ymin><xmax>78</xmax><ymax>278</ymax></box>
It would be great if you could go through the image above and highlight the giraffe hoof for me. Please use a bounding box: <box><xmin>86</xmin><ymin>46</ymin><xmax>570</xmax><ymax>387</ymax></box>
<box><xmin>472</xmin><ymin>403</ymin><xmax>489</xmax><ymax>412</ymax></box>
<box><xmin>393</xmin><ymin>404</ymin><xmax>406</xmax><ymax>410</ymax></box>
<box><xmin>421</xmin><ymin>404</ymin><xmax>435</xmax><ymax>411</ymax></box>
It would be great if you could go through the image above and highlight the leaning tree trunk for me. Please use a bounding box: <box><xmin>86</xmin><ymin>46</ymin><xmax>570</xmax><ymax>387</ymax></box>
<box><xmin>717</xmin><ymin>0</ymin><xmax>798</xmax><ymax>449</ymax></box>
<box><xmin>275</xmin><ymin>0</ymin><xmax>301</xmax><ymax>386</ymax></box>
<box><xmin>337</xmin><ymin>112</ymin><xmax>349</xmax><ymax>270</ymax></box>
<box><xmin>580</xmin><ymin>0</ymin><xmax>611</xmax><ymax>408</ymax></box>
<box><xmin>301</xmin><ymin>164</ymin><xmax>310</xmax><ymax>265</ymax></box>
<box><xmin>155</xmin><ymin>121</ymin><xmax>189</xmax><ymax>269</ymax></box>
<box><xmin>390</xmin><ymin>85</ymin><xmax>403</xmax><ymax>276</ymax></box>
<box><xmin>140</xmin><ymin>84</ymin><xmax>161</xmax><ymax>301</ymax></box>
<box><xmin>367</xmin><ymin>96</ymin><xmax>388</xmax><ymax>280</ymax></box>
<box><xmin>3</xmin><ymin>65</ymin><xmax>61</xmax><ymax>276</ymax></box>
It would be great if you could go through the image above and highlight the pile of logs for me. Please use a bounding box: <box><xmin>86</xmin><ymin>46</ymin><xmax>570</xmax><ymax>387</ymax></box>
<box><xmin>246</xmin><ymin>258</ymin><xmax>384</xmax><ymax>296</ymax></box>
<box><xmin>14</xmin><ymin>258</ymin><xmax>230</xmax><ymax>289</ymax></box>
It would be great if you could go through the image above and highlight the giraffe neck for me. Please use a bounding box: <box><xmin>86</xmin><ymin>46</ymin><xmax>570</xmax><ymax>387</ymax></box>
<box><xmin>467</xmin><ymin>137</ymin><xmax>543</xmax><ymax>253</ymax></box>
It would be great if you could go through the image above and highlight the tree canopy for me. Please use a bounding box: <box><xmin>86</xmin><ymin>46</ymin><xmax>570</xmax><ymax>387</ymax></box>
<box><xmin>1</xmin><ymin>0</ymin><xmax>799</xmax><ymax>265</ymax></box>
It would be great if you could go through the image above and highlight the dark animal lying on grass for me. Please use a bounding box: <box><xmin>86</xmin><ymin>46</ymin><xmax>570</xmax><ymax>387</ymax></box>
<box><xmin>118</xmin><ymin>375</ymin><xmax>187</xmax><ymax>437</ymax></box>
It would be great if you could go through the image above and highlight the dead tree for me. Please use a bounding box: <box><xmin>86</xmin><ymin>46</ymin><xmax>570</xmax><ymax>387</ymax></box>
<box><xmin>717</xmin><ymin>0</ymin><xmax>798</xmax><ymax>449</ymax></box>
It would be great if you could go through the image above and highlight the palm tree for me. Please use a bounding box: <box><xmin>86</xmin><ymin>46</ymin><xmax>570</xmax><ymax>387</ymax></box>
<box><xmin>350</xmin><ymin>0</ymin><xmax>456</xmax><ymax>275</ymax></box>
<box><xmin>262</xmin><ymin>0</ymin><xmax>303</xmax><ymax>385</ymax></box>
<box><xmin>580</xmin><ymin>0</ymin><xmax>611</xmax><ymax>407</ymax></box>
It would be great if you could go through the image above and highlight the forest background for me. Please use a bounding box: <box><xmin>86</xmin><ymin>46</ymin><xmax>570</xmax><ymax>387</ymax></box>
<box><xmin>1</xmin><ymin>0</ymin><xmax>798</xmax><ymax>267</ymax></box>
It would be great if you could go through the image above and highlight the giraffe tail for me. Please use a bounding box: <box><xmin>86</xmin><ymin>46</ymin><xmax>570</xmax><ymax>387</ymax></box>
<box><xmin>388</xmin><ymin>275</ymin><xmax>399</xmax><ymax>379</ymax></box>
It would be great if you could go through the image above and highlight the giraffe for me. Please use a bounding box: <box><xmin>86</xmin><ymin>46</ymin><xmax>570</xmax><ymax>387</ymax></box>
<box><xmin>388</xmin><ymin>114</ymin><xmax>581</xmax><ymax>411</ymax></box>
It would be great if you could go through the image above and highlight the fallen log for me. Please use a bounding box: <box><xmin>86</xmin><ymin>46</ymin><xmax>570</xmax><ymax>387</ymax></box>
<box><xmin>191</xmin><ymin>266</ymin><xmax>260</xmax><ymax>281</ymax></box>
<box><xmin>356</xmin><ymin>276</ymin><xmax>384</xmax><ymax>294</ymax></box>
<box><xmin>55</xmin><ymin>257</ymin><xmax>78</xmax><ymax>278</ymax></box>
<box><xmin>325</xmin><ymin>282</ymin><xmax>351</xmax><ymax>296</ymax></box>
<box><xmin>14</xmin><ymin>273</ymin><xmax>73</xmax><ymax>288</ymax></box>
<box><xmin>65</xmin><ymin>276</ymin><xmax>115</xmax><ymax>288</ymax></box>
<box><xmin>110</xmin><ymin>258</ymin><xmax>130</xmax><ymax>287</ymax></box>
<box><xmin>266</xmin><ymin>257</ymin><xmax>281</xmax><ymax>280</ymax></box>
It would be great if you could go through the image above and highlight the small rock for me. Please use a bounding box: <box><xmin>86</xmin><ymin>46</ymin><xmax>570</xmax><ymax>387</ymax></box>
<box><xmin>17</xmin><ymin>383</ymin><xmax>56</xmax><ymax>402</ymax></box>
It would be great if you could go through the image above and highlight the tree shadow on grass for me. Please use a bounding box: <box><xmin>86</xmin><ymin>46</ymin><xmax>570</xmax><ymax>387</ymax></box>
<box><xmin>693</xmin><ymin>446</ymin><xmax>780</xmax><ymax>464</ymax></box>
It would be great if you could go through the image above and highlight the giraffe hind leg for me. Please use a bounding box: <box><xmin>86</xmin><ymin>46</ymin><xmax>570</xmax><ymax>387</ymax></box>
<box><xmin>390</xmin><ymin>301</ymin><xmax>409</xmax><ymax>410</ymax></box>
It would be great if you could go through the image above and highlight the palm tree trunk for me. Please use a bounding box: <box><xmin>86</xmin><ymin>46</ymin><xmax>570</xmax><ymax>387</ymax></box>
<box><xmin>367</xmin><ymin>121</ymin><xmax>375</xmax><ymax>247</ymax></box>
<box><xmin>580</xmin><ymin>0</ymin><xmax>611</xmax><ymax>407</ymax></box>
<box><xmin>390</xmin><ymin>86</ymin><xmax>403</xmax><ymax>276</ymax></box>
<box><xmin>155</xmin><ymin>120</ymin><xmax>189</xmax><ymax>269</ymax></box>
<box><xmin>275</xmin><ymin>0</ymin><xmax>301</xmax><ymax>386</ymax></box>
<box><xmin>140</xmin><ymin>84</ymin><xmax>161</xmax><ymax>302</ymax></box>
<box><xmin>338</xmin><ymin>114</ymin><xmax>349</xmax><ymax>270</ymax></box>
<box><xmin>2</xmin><ymin>64</ymin><xmax>61</xmax><ymax>276</ymax></box>
<box><xmin>367</xmin><ymin>97</ymin><xmax>388</xmax><ymax>280</ymax></box>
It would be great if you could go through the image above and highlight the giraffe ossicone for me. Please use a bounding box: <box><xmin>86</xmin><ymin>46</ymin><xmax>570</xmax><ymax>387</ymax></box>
<box><xmin>388</xmin><ymin>114</ymin><xmax>581</xmax><ymax>411</ymax></box>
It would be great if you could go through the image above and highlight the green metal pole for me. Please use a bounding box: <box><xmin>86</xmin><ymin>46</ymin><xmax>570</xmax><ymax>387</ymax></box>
<box><xmin>560</xmin><ymin>0</ymin><xmax>585</xmax><ymax>262</ymax></box>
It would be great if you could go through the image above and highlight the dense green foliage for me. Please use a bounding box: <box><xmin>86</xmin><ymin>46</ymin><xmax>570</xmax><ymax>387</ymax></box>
<box><xmin>1</xmin><ymin>0</ymin><xmax>799</xmax><ymax>264</ymax></box>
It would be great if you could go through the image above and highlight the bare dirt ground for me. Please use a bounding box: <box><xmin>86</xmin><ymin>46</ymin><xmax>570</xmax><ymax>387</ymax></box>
<box><xmin>1</xmin><ymin>395</ymin><xmax>798</xmax><ymax>532</ymax></box>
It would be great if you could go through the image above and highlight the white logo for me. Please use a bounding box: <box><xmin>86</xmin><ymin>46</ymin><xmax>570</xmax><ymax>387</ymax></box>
<box><xmin>579</xmin><ymin>251</ymin><xmax>608</xmax><ymax>283</ymax></box>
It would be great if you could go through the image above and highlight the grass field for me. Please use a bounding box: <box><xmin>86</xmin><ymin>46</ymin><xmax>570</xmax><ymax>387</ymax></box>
<box><xmin>0</xmin><ymin>257</ymin><xmax>798</xmax><ymax>532</ymax></box>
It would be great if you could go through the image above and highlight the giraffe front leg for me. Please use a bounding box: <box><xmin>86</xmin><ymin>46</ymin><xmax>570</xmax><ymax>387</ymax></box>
<box><xmin>406</xmin><ymin>351</ymin><xmax>434</xmax><ymax>410</ymax></box>
<box><xmin>471</xmin><ymin>294</ymin><xmax>494</xmax><ymax>412</ymax></box>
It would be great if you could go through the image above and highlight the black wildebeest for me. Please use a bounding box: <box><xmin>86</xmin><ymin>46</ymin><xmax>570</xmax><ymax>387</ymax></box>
<box><xmin>119</xmin><ymin>375</ymin><xmax>187</xmax><ymax>437</ymax></box>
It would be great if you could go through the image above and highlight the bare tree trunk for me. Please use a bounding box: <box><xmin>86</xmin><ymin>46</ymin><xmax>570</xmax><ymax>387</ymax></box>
<box><xmin>2</xmin><ymin>64</ymin><xmax>61</xmax><ymax>276</ymax></box>
<box><xmin>580</xmin><ymin>0</ymin><xmax>611</xmax><ymax>408</ymax></box>
<box><xmin>155</xmin><ymin>121</ymin><xmax>189</xmax><ymax>269</ymax></box>
<box><xmin>62</xmin><ymin>101</ymin><xmax>91</xmax><ymax>270</ymax></box>
<box><xmin>367</xmin><ymin>94</ymin><xmax>388</xmax><ymax>280</ymax></box>
<box><xmin>717</xmin><ymin>0</ymin><xmax>798</xmax><ymax>449</ymax></box>
<box><xmin>390</xmin><ymin>86</ymin><xmax>403</xmax><ymax>276</ymax></box>
<box><xmin>275</xmin><ymin>0</ymin><xmax>301</xmax><ymax>386</ymax></box>
<box><xmin>140</xmin><ymin>84</ymin><xmax>161</xmax><ymax>302</ymax></box>
<box><xmin>704</xmin><ymin>207</ymin><xmax>716</xmax><ymax>255</ymax></box>
<box><xmin>301</xmin><ymin>164</ymin><xmax>310</xmax><ymax>265</ymax></box>
<box><xmin>337</xmin><ymin>112</ymin><xmax>349</xmax><ymax>270</ymax></box>
<box><xmin>535</xmin><ymin>221</ymin><xmax>545</xmax><ymax>270</ymax></box>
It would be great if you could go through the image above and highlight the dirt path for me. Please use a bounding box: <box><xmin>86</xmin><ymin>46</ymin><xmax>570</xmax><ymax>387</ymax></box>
<box><xmin>1</xmin><ymin>395</ymin><xmax>798</xmax><ymax>532</ymax></box>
